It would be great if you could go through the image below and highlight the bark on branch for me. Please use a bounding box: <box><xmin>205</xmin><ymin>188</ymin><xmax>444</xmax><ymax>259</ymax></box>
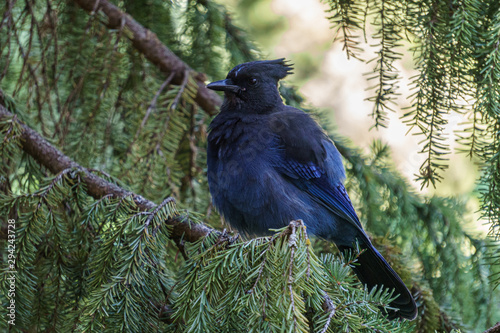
<box><xmin>484</xmin><ymin>322</ymin><xmax>500</xmax><ymax>333</ymax></box>
<box><xmin>0</xmin><ymin>101</ymin><xmax>215</xmax><ymax>244</ymax></box>
<box><xmin>72</xmin><ymin>0</ymin><xmax>222</xmax><ymax>116</ymax></box>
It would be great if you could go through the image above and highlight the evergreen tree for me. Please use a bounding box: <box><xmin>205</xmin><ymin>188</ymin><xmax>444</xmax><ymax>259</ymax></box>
<box><xmin>0</xmin><ymin>0</ymin><xmax>498</xmax><ymax>332</ymax></box>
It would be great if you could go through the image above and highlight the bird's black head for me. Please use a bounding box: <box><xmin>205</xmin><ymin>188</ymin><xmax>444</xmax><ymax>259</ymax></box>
<box><xmin>207</xmin><ymin>59</ymin><xmax>293</xmax><ymax>113</ymax></box>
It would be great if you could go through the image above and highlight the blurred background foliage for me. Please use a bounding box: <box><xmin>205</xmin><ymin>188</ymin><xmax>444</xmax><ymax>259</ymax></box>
<box><xmin>0</xmin><ymin>0</ymin><xmax>499</xmax><ymax>332</ymax></box>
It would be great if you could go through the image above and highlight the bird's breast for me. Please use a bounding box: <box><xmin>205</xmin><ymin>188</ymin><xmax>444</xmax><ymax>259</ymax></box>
<box><xmin>207</xmin><ymin>115</ymin><xmax>282</xmax><ymax>211</ymax></box>
<box><xmin>208</xmin><ymin>129</ymin><xmax>277</xmax><ymax>181</ymax></box>
<box><xmin>208</xmin><ymin>114</ymin><xmax>277</xmax><ymax>161</ymax></box>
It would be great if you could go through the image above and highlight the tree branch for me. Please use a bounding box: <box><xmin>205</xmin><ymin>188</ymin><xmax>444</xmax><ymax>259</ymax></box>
<box><xmin>2</xmin><ymin>0</ymin><xmax>226</xmax><ymax>248</ymax></box>
<box><xmin>71</xmin><ymin>0</ymin><xmax>222</xmax><ymax>116</ymax></box>
<box><xmin>0</xmin><ymin>100</ymin><xmax>215</xmax><ymax>244</ymax></box>
<box><xmin>484</xmin><ymin>322</ymin><xmax>500</xmax><ymax>333</ymax></box>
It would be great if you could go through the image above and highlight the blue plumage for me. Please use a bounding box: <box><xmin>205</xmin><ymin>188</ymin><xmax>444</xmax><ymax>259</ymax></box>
<box><xmin>206</xmin><ymin>59</ymin><xmax>417</xmax><ymax>320</ymax></box>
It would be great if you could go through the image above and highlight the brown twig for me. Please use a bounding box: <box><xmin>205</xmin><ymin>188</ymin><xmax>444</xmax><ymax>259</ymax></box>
<box><xmin>145</xmin><ymin>197</ymin><xmax>176</xmax><ymax>229</ymax></box>
<box><xmin>320</xmin><ymin>293</ymin><xmax>337</xmax><ymax>333</ymax></box>
<box><xmin>287</xmin><ymin>220</ymin><xmax>298</xmax><ymax>330</ymax></box>
<box><xmin>171</xmin><ymin>70</ymin><xmax>190</xmax><ymax>111</ymax></box>
<box><xmin>247</xmin><ymin>239</ymin><xmax>274</xmax><ymax>295</ymax></box>
<box><xmin>137</xmin><ymin>73</ymin><xmax>175</xmax><ymax>138</ymax></box>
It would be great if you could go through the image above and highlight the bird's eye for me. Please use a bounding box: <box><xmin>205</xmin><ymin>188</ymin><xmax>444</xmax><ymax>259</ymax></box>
<box><xmin>248</xmin><ymin>78</ymin><xmax>258</xmax><ymax>86</ymax></box>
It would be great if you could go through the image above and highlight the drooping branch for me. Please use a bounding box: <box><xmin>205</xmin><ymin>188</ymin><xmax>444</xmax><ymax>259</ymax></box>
<box><xmin>0</xmin><ymin>100</ymin><xmax>215</xmax><ymax>244</ymax></box>
<box><xmin>71</xmin><ymin>0</ymin><xmax>222</xmax><ymax>116</ymax></box>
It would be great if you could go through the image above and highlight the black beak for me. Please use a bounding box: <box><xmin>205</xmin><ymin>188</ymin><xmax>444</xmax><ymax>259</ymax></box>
<box><xmin>206</xmin><ymin>79</ymin><xmax>241</xmax><ymax>93</ymax></box>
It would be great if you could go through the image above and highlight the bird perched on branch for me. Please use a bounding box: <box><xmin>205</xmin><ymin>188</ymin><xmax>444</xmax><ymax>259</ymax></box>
<box><xmin>206</xmin><ymin>59</ymin><xmax>417</xmax><ymax>320</ymax></box>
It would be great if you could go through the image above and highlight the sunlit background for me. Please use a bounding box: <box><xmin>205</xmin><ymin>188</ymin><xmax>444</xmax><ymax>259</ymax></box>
<box><xmin>220</xmin><ymin>0</ymin><xmax>485</xmax><ymax>234</ymax></box>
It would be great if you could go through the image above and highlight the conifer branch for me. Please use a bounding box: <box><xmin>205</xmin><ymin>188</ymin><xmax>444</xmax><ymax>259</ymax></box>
<box><xmin>71</xmin><ymin>0</ymin><xmax>222</xmax><ymax>116</ymax></box>
<box><xmin>484</xmin><ymin>322</ymin><xmax>500</xmax><ymax>333</ymax></box>
<box><xmin>0</xmin><ymin>100</ymin><xmax>215</xmax><ymax>244</ymax></box>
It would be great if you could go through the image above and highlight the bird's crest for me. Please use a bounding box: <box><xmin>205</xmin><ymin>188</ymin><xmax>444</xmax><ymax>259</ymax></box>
<box><xmin>228</xmin><ymin>58</ymin><xmax>293</xmax><ymax>81</ymax></box>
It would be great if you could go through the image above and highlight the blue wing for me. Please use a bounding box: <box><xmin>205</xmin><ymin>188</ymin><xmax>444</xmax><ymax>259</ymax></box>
<box><xmin>275</xmin><ymin>140</ymin><xmax>364</xmax><ymax>231</ymax></box>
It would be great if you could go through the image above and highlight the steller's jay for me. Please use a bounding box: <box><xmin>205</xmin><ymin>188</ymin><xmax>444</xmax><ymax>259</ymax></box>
<box><xmin>206</xmin><ymin>59</ymin><xmax>417</xmax><ymax>320</ymax></box>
